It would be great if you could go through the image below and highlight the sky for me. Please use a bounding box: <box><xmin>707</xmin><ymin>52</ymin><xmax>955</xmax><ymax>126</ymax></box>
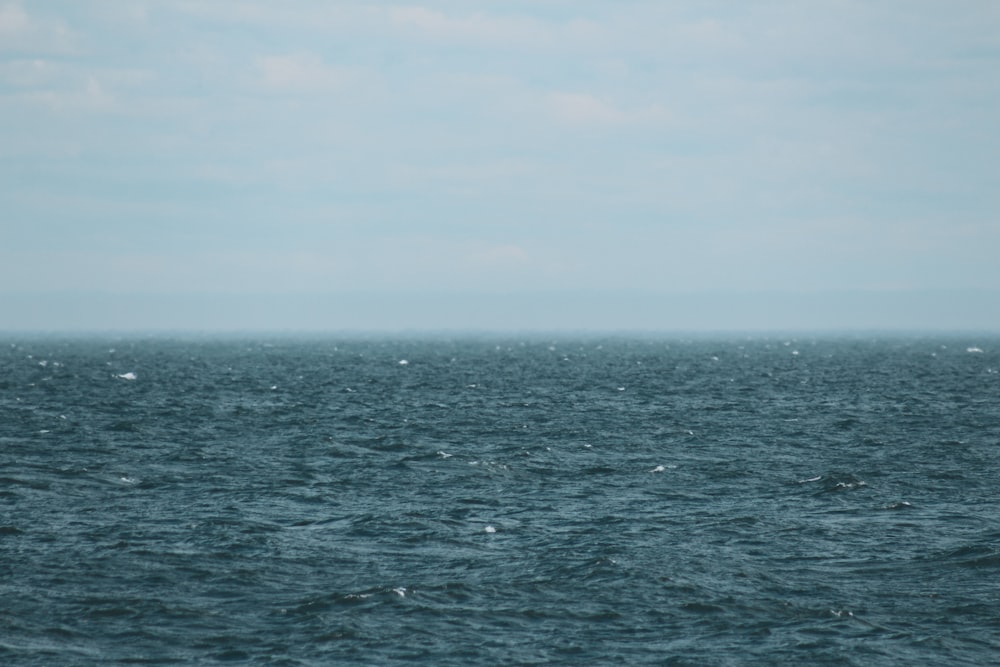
<box><xmin>1</xmin><ymin>1</ymin><xmax>999</xmax><ymax>332</ymax></box>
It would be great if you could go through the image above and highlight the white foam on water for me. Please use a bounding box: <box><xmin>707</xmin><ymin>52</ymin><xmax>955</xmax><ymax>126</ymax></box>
<box><xmin>398</xmin><ymin>359</ymin><xmax>409</xmax><ymax>365</ymax></box>
<box><xmin>392</xmin><ymin>587</ymin><xmax>406</xmax><ymax>597</ymax></box>
<box><xmin>344</xmin><ymin>592</ymin><xmax>372</xmax><ymax>600</ymax></box>
<box><xmin>967</xmin><ymin>347</ymin><xmax>984</xmax><ymax>353</ymax></box>
<box><xmin>651</xmin><ymin>465</ymin><xmax>665</xmax><ymax>473</ymax></box>
<box><xmin>885</xmin><ymin>501</ymin><xmax>912</xmax><ymax>510</ymax></box>
<box><xmin>798</xmin><ymin>475</ymin><xmax>822</xmax><ymax>483</ymax></box>
<box><xmin>116</xmin><ymin>372</ymin><xmax>137</xmax><ymax>380</ymax></box>
<box><xmin>484</xmin><ymin>525</ymin><xmax>496</xmax><ymax>533</ymax></box>
<box><xmin>437</xmin><ymin>451</ymin><xmax>452</xmax><ymax>459</ymax></box>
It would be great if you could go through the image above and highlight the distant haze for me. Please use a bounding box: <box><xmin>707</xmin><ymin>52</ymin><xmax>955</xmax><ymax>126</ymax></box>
<box><xmin>2</xmin><ymin>290</ymin><xmax>998</xmax><ymax>334</ymax></box>
<box><xmin>1</xmin><ymin>2</ymin><xmax>998</xmax><ymax>332</ymax></box>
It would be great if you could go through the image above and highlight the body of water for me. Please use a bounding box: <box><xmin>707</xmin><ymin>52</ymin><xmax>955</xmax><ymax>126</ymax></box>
<box><xmin>2</xmin><ymin>335</ymin><xmax>998</xmax><ymax>665</ymax></box>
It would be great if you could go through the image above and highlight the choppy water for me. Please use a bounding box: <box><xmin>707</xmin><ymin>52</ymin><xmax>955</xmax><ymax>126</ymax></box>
<box><xmin>2</xmin><ymin>335</ymin><xmax>999</xmax><ymax>666</ymax></box>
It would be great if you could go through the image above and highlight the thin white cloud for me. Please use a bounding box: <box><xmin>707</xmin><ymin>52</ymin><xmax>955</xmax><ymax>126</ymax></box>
<box><xmin>0</xmin><ymin>56</ymin><xmax>157</xmax><ymax>115</ymax></box>
<box><xmin>168</xmin><ymin>1</ymin><xmax>383</xmax><ymax>35</ymax></box>
<box><xmin>0</xmin><ymin>2</ymin><xmax>28</xmax><ymax>31</ymax></box>
<box><xmin>0</xmin><ymin>59</ymin><xmax>152</xmax><ymax>91</ymax></box>
<box><xmin>390</xmin><ymin>6</ymin><xmax>548</xmax><ymax>44</ymax></box>
<box><xmin>467</xmin><ymin>244</ymin><xmax>530</xmax><ymax>269</ymax></box>
<box><xmin>8</xmin><ymin>75</ymin><xmax>114</xmax><ymax>113</ymax></box>
<box><xmin>0</xmin><ymin>2</ymin><xmax>77</xmax><ymax>53</ymax></box>
<box><xmin>255</xmin><ymin>53</ymin><xmax>357</xmax><ymax>93</ymax></box>
<box><xmin>388</xmin><ymin>5</ymin><xmax>600</xmax><ymax>48</ymax></box>
<box><xmin>545</xmin><ymin>91</ymin><xmax>670</xmax><ymax>126</ymax></box>
<box><xmin>0</xmin><ymin>58</ymin><xmax>59</xmax><ymax>86</ymax></box>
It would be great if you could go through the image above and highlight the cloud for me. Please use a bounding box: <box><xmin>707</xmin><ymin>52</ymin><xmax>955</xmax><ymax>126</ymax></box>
<box><xmin>3</xmin><ymin>0</ymin><xmax>998</xmax><ymax>310</ymax></box>
<box><xmin>389</xmin><ymin>6</ymin><xmax>549</xmax><ymax>44</ymax></box>
<box><xmin>0</xmin><ymin>2</ymin><xmax>76</xmax><ymax>53</ymax></box>
<box><xmin>545</xmin><ymin>91</ymin><xmax>670</xmax><ymax>126</ymax></box>
<box><xmin>0</xmin><ymin>2</ymin><xmax>28</xmax><ymax>31</ymax></box>
<box><xmin>255</xmin><ymin>53</ymin><xmax>357</xmax><ymax>93</ymax></box>
<box><xmin>5</xmin><ymin>74</ymin><xmax>114</xmax><ymax>113</ymax></box>
<box><xmin>0</xmin><ymin>58</ymin><xmax>59</xmax><ymax>87</ymax></box>
<box><xmin>388</xmin><ymin>5</ymin><xmax>600</xmax><ymax>48</ymax></box>
<box><xmin>467</xmin><ymin>244</ymin><xmax>530</xmax><ymax>268</ymax></box>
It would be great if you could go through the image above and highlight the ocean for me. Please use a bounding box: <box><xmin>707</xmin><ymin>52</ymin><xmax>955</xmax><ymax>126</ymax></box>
<box><xmin>2</xmin><ymin>335</ymin><xmax>998</xmax><ymax>665</ymax></box>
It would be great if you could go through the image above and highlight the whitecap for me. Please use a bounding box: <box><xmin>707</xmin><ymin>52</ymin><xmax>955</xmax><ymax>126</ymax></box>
<box><xmin>798</xmin><ymin>475</ymin><xmax>822</xmax><ymax>484</ymax></box>
<box><xmin>437</xmin><ymin>451</ymin><xmax>452</xmax><ymax>459</ymax></box>
<box><xmin>344</xmin><ymin>592</ymin><xmax>372</xmax><ymax>600</ymax></box>
<box><xmin>651</xmin><ymin>465</ymin><xmax>665</xmax><ymax>473</ymax></box>
<box><xmin>967</xmin><ymin>346</ymin><xmax>984</xmax><ymax>353</ymax></box>
<box><xmin>116</xmin><ymin>372</ymin><xmax>137</xmax><ymax>380</ymax></box>
<box><xmin>484</xmin><ymin>525</ymin><xmax>496</xmax><ymax>533</ymax></box>
<box><xmin>398</xmin><ymin>359</ymin><xmax>409</xmax><ymax>365</ymax></box>
<box><xmin>392</xmin><ymin>587</ymin><xmax>406</xmax><ymax>597</ymax></box>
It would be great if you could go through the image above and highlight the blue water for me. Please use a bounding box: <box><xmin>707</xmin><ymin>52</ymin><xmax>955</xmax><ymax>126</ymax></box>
<box><xmin>2</xmin><ymin>335</ymin><xmax>999</xmax><ymax>665</ymax></box>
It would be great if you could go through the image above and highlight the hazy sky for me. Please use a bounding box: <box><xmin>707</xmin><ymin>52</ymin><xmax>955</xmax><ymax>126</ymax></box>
<box><xmin>2</xmin><ymin>1</ymin><xmax>998</xmax><ymax>331</ymax></box>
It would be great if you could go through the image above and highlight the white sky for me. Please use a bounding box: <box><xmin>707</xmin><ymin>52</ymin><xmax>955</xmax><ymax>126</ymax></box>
<box><xmin>1</xmin><ymin>1</ymin><xmax>998</xmax><ymax>330</ymax></box>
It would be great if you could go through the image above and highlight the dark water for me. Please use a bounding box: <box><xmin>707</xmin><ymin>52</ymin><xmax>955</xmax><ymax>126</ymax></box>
<box><xmin>2</xmin><ymin>335</ymin><xmax>999</xmax><ymax>666</ymax></box>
